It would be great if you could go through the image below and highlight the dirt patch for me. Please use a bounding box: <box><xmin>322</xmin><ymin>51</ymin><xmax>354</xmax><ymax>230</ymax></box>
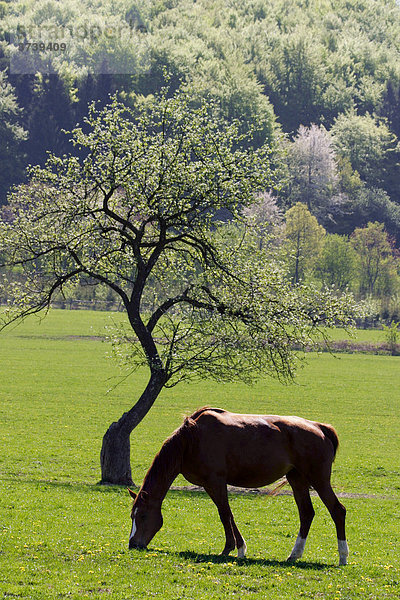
<box><xmin>170</xmin><ymin>484</ymin><xmax>390</xmax><ymax>500</ymax></box>
<box><xmin>14</xmin><ymin>333</ymin><xmax>400</xmax><ymax>354</ymax></box>
<box><xmin>15</xmin><ymin>334</ymin><xmax>105</xmax><ymax>341</ymax></box>
<box><xmin>320</xmin><ymin>340</ymin><xmax>399</xmax><ymax>355</ymax></box>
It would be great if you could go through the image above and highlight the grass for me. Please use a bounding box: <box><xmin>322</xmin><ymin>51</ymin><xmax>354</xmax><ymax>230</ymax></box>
<box><xmin>1</xmin><ymin>484</ymin><xmax>399</xmax><ymax>599</ymax></box>
<box><xmin>327</xmin><ymin>327</ymin><xmax>387</xmax><ymax>344</ymax></box>
<box><xmin>0</xmin><ymin>309</ymin><xmax>399</xmax><ymax>599</ymax></box>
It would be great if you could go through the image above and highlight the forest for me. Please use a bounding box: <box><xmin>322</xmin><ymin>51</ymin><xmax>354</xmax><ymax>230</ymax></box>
<box><xmin>1</xmin><ymin>0</ymin><xmax>400</xmax><ymax>320</ymax></box>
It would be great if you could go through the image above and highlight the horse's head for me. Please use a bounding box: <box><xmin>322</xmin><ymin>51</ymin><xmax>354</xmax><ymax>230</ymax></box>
<box><xmin>128</xmin><ymin>488</ymin><xmax>163</xmax><ymax>550</ymax></box>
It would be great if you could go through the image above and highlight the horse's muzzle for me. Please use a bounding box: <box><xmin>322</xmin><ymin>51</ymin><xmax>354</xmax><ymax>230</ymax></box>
<box><xmin>129</xmin><ymin>540</ymin><xmax>147</xmax><ymax>550</ymax></box>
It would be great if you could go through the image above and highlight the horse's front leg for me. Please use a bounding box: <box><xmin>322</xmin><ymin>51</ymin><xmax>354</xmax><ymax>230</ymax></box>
<box><xmin>204</xmin><ymin>482</ymin><xmax>246</xmax><ymax>558</ymax></box>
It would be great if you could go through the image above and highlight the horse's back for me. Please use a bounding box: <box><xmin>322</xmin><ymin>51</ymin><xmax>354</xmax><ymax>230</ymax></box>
<box><xmin>192</xmin><ymin>408</ymin><xmax>327</xmax><ymax>442</ymax></box>
<box><xmin>185</xmin><ymin>408</ymin><xmax>337</xmax><ymax>487</ymax></box>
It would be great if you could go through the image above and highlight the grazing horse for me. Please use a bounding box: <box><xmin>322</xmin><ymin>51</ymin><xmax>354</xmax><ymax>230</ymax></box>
<box><xmin>128</xmin><ymin>407</ymin><xmax>349</xmax><ymax>566</ymax></box>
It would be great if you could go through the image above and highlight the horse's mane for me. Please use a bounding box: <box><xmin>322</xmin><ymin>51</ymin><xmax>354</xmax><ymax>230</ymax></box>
<box><xmin>141</xmin><ymin>416</ymin><xmax>198</xmax><ymax>494</ymax></box>
<box><xmin>188</xmin><ymin>406</ymin><xmax>227</xmax><ymax>420</ymax></box>
<box><xmin>140</xmin><ymin>408</ymin><xmax>227</xmax><ymax>495</ymax></box>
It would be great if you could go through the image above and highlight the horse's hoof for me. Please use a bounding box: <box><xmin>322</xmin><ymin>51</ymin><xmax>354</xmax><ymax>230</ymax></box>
<box><xmin>287</xmin><ymin>555</ymin><xmax>297</xmax><ymax>563</ymax></box>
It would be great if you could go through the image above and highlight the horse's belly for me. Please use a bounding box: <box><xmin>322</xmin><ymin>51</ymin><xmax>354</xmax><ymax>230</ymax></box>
<box><xmin>182</xmin><ymin>471</ymin><xmax>207</xmax><ymax>487</ymax></box>
<box><xmin>226</xmin><ymin>461</ymin><xmax>291</xmax><ymax>488</ymax></box>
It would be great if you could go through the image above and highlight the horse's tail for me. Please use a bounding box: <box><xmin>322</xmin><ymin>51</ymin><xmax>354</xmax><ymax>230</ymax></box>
<box><xmin>319</xmin><ymin>423</ymin><xmax>339</xmax><ymax>459</ymax></box>
<box><xmin>267</xmin><ymin>478</ymin><xmax>288</xmax><ymax>496</ymax></box>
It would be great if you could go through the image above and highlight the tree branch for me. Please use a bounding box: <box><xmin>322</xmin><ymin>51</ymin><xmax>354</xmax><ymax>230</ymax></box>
<box><xmin>146</xmin><ymin>288</ymin><xmax>192</xmax><ymax>333</ymax></box>
<box><xmin>0</xmin><ymin>267</ymin><xmax>84</xmax><ymax>331</ymax></box>
<box><xmin>66</xmin><ymin>247</ymin><xmax>131</xmax><ymax>310</ymax></box>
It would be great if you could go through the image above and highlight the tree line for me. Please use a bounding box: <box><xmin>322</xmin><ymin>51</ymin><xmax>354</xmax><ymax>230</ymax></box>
<box><xmin>0</xmin><ymin>0</ymin><xmax>400</xmax><ymax>316</ymax></box>
<box><xmin>5</xmin><ymin>194</ymin><xmax>395</xmax><ymax>324</ymax></box>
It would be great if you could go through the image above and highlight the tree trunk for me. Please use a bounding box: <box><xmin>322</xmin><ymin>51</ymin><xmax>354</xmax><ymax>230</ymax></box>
<box><xmin>99</xmin><ymin>371</ymin><xmax>166</xmax><ymax>485</ymax></box>
<box><xmin>99</xmin><ymin>420</ymin><xmax>134</xmax><ymax>485</ymax></box>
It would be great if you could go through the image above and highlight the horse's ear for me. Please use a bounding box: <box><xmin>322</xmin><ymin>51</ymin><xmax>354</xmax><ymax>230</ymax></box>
<box><xmin>128</xmin><ymin>488</ymin><xmax>137</xmax><ymax>500</ymax></box>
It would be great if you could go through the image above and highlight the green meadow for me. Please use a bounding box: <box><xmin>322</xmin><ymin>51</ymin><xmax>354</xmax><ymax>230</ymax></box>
<box><xmin>0</xmin><ymin>310</ymin><xmax>399</xmax><ymax>599</ymax></box>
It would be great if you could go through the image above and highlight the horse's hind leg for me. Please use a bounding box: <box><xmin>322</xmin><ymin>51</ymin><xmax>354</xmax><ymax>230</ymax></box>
<box><xmin>204</xmin><ymin>481</ymin><xmax>246</xmax><ymax>558</ymax></box>
<box><xmin>286</xmin><ymin>470</ymin><xmax>315</xmax><ymax>562</ymax></box>
<box><xmin>313</xmin><ymin>480</ymin><xmax>348</xmax><ymax>566</ymax></box>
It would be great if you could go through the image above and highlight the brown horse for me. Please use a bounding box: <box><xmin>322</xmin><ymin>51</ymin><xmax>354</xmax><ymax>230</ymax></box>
<box><xmin>128</xmin><ymin>407</ymin><xmax>349</xmax><ymax>566</ymax></box>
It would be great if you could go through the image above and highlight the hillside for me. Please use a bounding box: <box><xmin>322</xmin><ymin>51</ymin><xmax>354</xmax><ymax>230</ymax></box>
<box><xmin>1</xmin><ymin>0</ymin><xmax>400</xmax><ymax>246</ymax></box>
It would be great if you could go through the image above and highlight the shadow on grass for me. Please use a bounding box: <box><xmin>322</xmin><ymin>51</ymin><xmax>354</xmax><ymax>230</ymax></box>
<box><xmin>0</xmin><ymin>475</ymin><xmax>134</xmax><ymax>494</ymax></box>
<box><xmin>172</xmin><ymin>549</ymin><xmax>330</xmax><ymax>570</ymax></box>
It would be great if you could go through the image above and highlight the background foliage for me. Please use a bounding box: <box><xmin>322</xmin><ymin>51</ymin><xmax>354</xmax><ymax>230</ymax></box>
<box><xmin>1</xmin><ymin>0</ymin><xmax>399</xmax><ymax>319</ymax></box>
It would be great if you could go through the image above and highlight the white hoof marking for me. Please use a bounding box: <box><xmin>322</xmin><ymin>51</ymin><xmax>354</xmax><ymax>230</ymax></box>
<box><xmin>237</xmin><ymin>541</ymin><xmax>247</xmax><ymax>558</ymax></box>
<box><xmin>288</xmin><ymin>535</ymin><xmax>307</xmax><ymax>561</ymax></box>
<box><xmin>338</xmin><ymin>539</ymin><xmax>349</xmax><ymax>566</ymax></box>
